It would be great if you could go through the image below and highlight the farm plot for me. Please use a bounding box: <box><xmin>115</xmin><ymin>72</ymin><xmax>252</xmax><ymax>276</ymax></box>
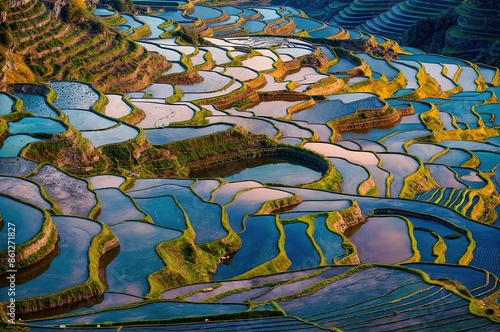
<box><xmin>451</xmin><ymin>167</ymin><xmax>487</xmax><ymax>189</ymax></box>
<box><xmin>283</xmin><ymin>200</ymin><xmax>352</xmax><ymax>217</ymax></box>
<box><xmin>87</xmin><ymin>175</ymin><xmax>126</xmax><ymax>189</ymax></box>
<box><xmin>128</xmin><ymin>184</ymin><xmax>227</xmax><ymax>244</ymax></box>
<box><xmin>406</xmin><ymin>216</ymin><xmax>469</xmax><ymax>264</ymax></box>
<box><xmin>12</xmin><ymin>93</ymin><xmax>59</xmax><ymax>118</ymax></box>
<box><xmin>31</xmin><ymin>301</ymin><xmax>256</xmax><ymax>327</ymax></box>
<box><xmin>214</xmin><ymin>215</ymin><xmax>282</xmax><ymax>280</ymax></box>
<box><xmin>329</xmin><ymin>157</ymin><xmax>370</xmax><ymax>195</ymax></box>
<box><xmin>305</xmin><ymin>142</ymin><xmax>379</xmax><ymax>166</ymax></box>
<box><xmin>177</xmin><ymin>71</ymin><xmax>233</xmax><ymax>93</ymax></box>
<box><xmin>207</xmin><ymin>115</ymin><xmax>278</xmax><ymax>138</ymax></box>
<box><xmin>95</xmin><ymin>188</ymin><xmax>147</xmax><ymax>225</ymax></box>
<box><xmin>138</xmin><ymin>41</ymin><xmax>183</xmax><ymax>62</ymax></box>
<box><xmin>104</xmin><ymin>94</ymin><xmax>132</xmax><ymax>118</ymax></box>
<box><xmin>292</xmin><ymin>99</ymin><xmax>369</xmax><ymax>124</ymax></box>
<box><xmin>225</xmin><ymin>187</ymin><xmax>294</xmax><ymax>233</ymax></box>
<box><xmin>348</xmin><ymin>139</ymin><xmax>387</xmax><ymax>152</ymax></box>
<box><xmin>308</xmin><ymin>24</ymin><xmax>344</xmax><ymax>39</ymax></box>
<box><xmin>306</xmin><ymin>142</ymin><xmax>390</xmax><ymax>195</ymax></box>
<box><xmin>438</xmin><ymin>140</ymin><xmax>500</xmax><ymax>153</ymax></box>
<box><xmin>427</xmin><ymin>164</ymin><xmax>467</xmax><ymax>189</ymax></box>
<box><xmin>277</xmin><ymin>267</ymin><xmax>423</xmax><ymax>318</ymax></box>
<box><xmin>81</xmin><ymin>123</ymin><xmax>140</xmax><ymax>148</ymax></box>
<box><xmin>8</xmin><ymin>117</ymin><xmax>67</xmax><ymax>135</ymax></box>
<box><xmin>475</xmin><ymin>103</ymin><xmax>500</xmax><ymax>128</ymax></box>
<box><xmin>5</xmin><ymin>216</ymin><xmax>100</xmax><ymax>299</ymax></box>
<box><xmin>134</xmin><ymin>196</ymin><xmax>187</xmax><ymax>230</ymax></box>
<box><xmin>404</xmin><ymin>263</ymin><xmax>488</xmax><ymax>294</ymax></box>
<box><xmin>242</xmin><ymin>55</ymin><xmax>277</xmax><ymax>72</ymax></box>
<box><xmin>0</xmin><ymin>194</ymin><xmax>45</xmax><ymax>251</ymax></box>
<box><xmin>135</xmin><ymin>101</ymin><xmax>195</xmax><ymax>128</ymax></box>
<box><xmin>347</xmin><ymin>216</ymin><xmax>413</xmax><ymax>264</ymax></box>
<box><xmin>191</xmin><ymin>179</ymin><xmax>220</xmax><ymax>202</ymax></box>
<box><xmin>391</xmin><ymin>61</ymin><xmax>420</xmax><ymax>89</ymax></box>
<box><xmin>63</xmin><ymin>109</ymin><xmax>117</xmax><ymax>131</ymax></box>
<box><xmin>313</xmin><ymin>215</ymin><xmax>347</xmax><ymax>263</ymax></box>
<box><xmin>436</xmin><ymin>100</ymin><xmax>482</xmax><ymax>129</ymax></box>
<box><xmin>223</xmin><ymin>66</ymin><xmax>259</xmax><ymax>82</ymax></box>
<box><xmin>257</xmin><ymin>74</ymin><xmax>290</xmax><ymax>92</ymax></box>
<box><xmin>106</xmin><ymin>221</ymin><xmax>182</xmax><ymax>296</ymax></box>
<box><xmin>0</xmin><ymin>157</ymin><xmax>38</xmax><ymax>176</ymax></box>
<box><xmin>243</xmin><ymin>100</ymin><xmax>304</xmax><ymax>118</ymax></box>
<box><xmin>328</xmin><ymin>57</ymin><xmax>359</xmax><ymax>73</ymax></box>
<box><xmin>181</xmin><ymin>80</ymin><xmax>243</xmax><ymax>102</ymax></box>
<box><xmin>0</xmin><ymin>93</ymin><xmax>15</xmax><ymax>115</ymax></box>
<box><xmin>413</xmin><ymin>229</ymin><xmax>438</xmax><ymax>262</ymax></box>
<box><xmin>51</xmin><ymin>81</ymin><xmax>100</xmax><ymax>110</ymax></box>
<box><xmin>284</xmin><ymin>222</ymin><xmax>322</xmax><ymax>270</ymax></box>
<box><xmin>29</xmin><ymin>165</ymin><xmax>97</xmax><ymax>217</ymax></box>
<box><xmin>199</xmin><ymin>46</ymin><xmax>233</xmax><ymax>65</ymax></box>
<box><xmin>142</xmin><ymin>83</ymin><xmax>176</xmax><ymax>99</ymax></box>
<box><xmin>212</xmin><ymin>181</ymin><xmax>263</xmax><ymax>205</ymax></box>
<box><xmin>378</xmin><ymin>153</ymin><xmax>419</xmax><ymax>197</ymax></box>
<box><xmin>0</xmin><ymin>135</ymin><xmax>40</xmax><ymax>157</ymax></box>
<box><xmin>379</xmin><ymin>130</ymin><xmax>430</xmax><ymax>153</ymax></box>
<box><xmin>205</xmin><ymin>158</ymin><xmax>322</xmax><ymax>186</ymax></box>
<box><xmin>357</xmin><ymin>54</ymin><xmax>400</xmax><ymax>81</ymax></box>
<box><xmin>145</xmin><ymin>124</ymin><xmax>233</xmax><ymax>145</ymax></box>
<box><xmin>431</xmin><ymin>148</ymin><xmax>473</xmax><ymax>167</ymax></box>
<box><xmin>420</xmin><ymin>63</ymin><xmax>458</xmax><ymax>92</ymax></box>
<box><xmin>408</xmin><ymin>143</ymin><xmax>446</xmax><ymax>163</ymax></box>
<box><xmin>268</xmin><ymin>119</ymin><xmax>313</xmax><ymax>139</ymax></box>
<box><xmin>137</xmin><ymin>15</ymin><xmax>168</xmax><ymax>39</ymax></box>
<box><xmin>0</xmin><ymin>176</ymin><xmax>52</xmax><ymax>209</ymax></box>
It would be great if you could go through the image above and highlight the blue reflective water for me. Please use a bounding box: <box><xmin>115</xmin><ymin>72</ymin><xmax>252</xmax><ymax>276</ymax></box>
<box><xmin>215</xmin><ymin>215</ymin><xmax>280</xmax><ymax>280</ymax></box>
<box><xmin>8</xmin><ymin>117</ymin><xmax>67</xmax><ymax>135</ymax></box>
<box><xmin>0</xmin><ymin>194</ymin><xmax>44</xmax><ymax>251</ymax></box>
<box><xmin>106</xmin><ymin>221</ymin><xmax>182</xmax><ymax>296</ymax></box>
<box><xmin>6</xmin><ymin>216</ymin><xmax>101</xmax><ymax>299</ymax></box>
<box><xmin>135</xmin><ymin>195</ymin><xmax>187</xmax><ymax>230</ymax></box>
<box><xmin>0</xmin><ymin>135</ymin><xmax>41</xmax><ymax>157</ymax></box>
<box><xmin>313</xmin><ymin>215</ymin><xmax>345</xmax><ymax>264</ymax></box>
<box><xmin>13</xmin><ymin>93</ymin><xmax>59</xmax><ymax>117</ymax></box>
<box><xmin>0</xmin><ymin>93</ymin><xmax>15</xmax><ymax>115</ymax></box>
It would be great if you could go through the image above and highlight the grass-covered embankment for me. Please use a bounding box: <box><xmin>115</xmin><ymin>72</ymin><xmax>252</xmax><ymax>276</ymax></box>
<box><xmin>147</xmin><ymin>204</ymin><xmax>242</xmax><ymax>297</ymax></box>
<box><xmin>0</xmin><ymin>203</ymin><xmax>58</xmax><ymax>274</ymax></box>
<box><xmin>8</xmin><ymin>222</ymin><xmax>119</xmax><ymax>315</ymax></box>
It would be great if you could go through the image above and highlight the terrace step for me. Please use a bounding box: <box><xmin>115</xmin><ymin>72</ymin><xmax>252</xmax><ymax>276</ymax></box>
<box><xmin>333</xmin><ymin>0</ymin><xmax>401</xmax><ymax>29</ymax></box>
<box><xmin>359</xmin><ymin>0</ymin><xmax>462</xmax><ymax>39</ymax></box>
<box><xmin>442</xmin><ymin>0</ymin><xmax>500</xmax><ymax>60</ymax></box>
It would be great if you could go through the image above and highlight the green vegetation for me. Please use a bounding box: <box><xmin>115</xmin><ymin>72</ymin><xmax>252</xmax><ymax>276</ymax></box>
<box><xmin>148</xmin><ymin>205</ymin><xmax>242</xmax><ymax>297</ymax></box>
<box><xmin>1</xmin><ymin>0</ymin><xmax>499</xmax><ymax>328</ymax></box>
<box><xmin>13</xmin><ymin>221</ymin><xmax>118</xmax><ymax>314</ymax></box>
<box><xmin>402</xmin><ymin>8</ymin><xmax>459</xmax><ymax>55</ymax></box>
<box><xmin>0</xmin><ymin>206</ymin><xmax>58</xmax><ymax>273</ymax></box>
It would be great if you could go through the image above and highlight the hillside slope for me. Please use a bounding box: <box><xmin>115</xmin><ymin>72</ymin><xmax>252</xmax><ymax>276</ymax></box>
<box><xmin>0</xmin><ymin>0</ymin><xmax>170</xmax><ymax>91</ymax></box>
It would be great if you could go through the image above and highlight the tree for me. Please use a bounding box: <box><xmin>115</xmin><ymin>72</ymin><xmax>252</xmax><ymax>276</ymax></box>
<box><xmin>61</xmin><ymin>0</ymin><xmax>88</xmax><ymax>23</ymax></box>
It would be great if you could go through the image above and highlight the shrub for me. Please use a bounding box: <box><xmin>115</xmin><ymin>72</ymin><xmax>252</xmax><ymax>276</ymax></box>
<box><xmin>80</xmin><ymin>16</ymin><xmax>108</xmax><ymax>33</ymax></box>
<box><xmin>0</xmin><ymin>22</ymin><xmax>12</xmax><ymax>47</ymax></box>
<box><xmin>61</xmin><ymin>0</ymin><xmax>88</xmax><ymax>23</ymax></box>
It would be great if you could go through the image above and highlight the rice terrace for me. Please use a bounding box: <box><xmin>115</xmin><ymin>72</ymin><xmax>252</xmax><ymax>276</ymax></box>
<box><xmin>0</xmin><ymin>0</ymin><xmax>500</xmax><ymax>330</ymax></box>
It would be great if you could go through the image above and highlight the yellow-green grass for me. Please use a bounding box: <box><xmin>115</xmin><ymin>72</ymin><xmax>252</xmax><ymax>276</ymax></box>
<box><xmin>0</xmin><ymin>200</ymin><xmax>58</xmax><ymax>273</ymax></box>
<box><xmin>148</xmin><ymin>200</ymin><xmax>241</xmax><ymax>297</ymax></box>
<box><xmin>230</xmin><ymin>215</ymin><xmax>291</xmax><ymax>280</ymax></box>
<box><xmin>3</xmin><ymin>221</ymin><xmax>118</xmax><ymax>315</ymax></box>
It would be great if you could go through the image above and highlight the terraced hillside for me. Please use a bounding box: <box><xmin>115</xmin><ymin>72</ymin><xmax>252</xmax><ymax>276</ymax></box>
<box><xmin>0</xmin><ymin>0</ymin><xmax>499</xmax><ymax>330</ymax></box>
<box><xmin>443</xmin><ymin>0</ymin><xmax>500</xmax><ymax>62</ymax></box>
<box><xmin>0</xmin><ymin>0</ymin><xmax>170</xmax><ymax>91</ymax></box>
<box><xmin>356</xmin><ymin>0</ymin><xmax>463</xmax><ymax>40</ymax></box>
